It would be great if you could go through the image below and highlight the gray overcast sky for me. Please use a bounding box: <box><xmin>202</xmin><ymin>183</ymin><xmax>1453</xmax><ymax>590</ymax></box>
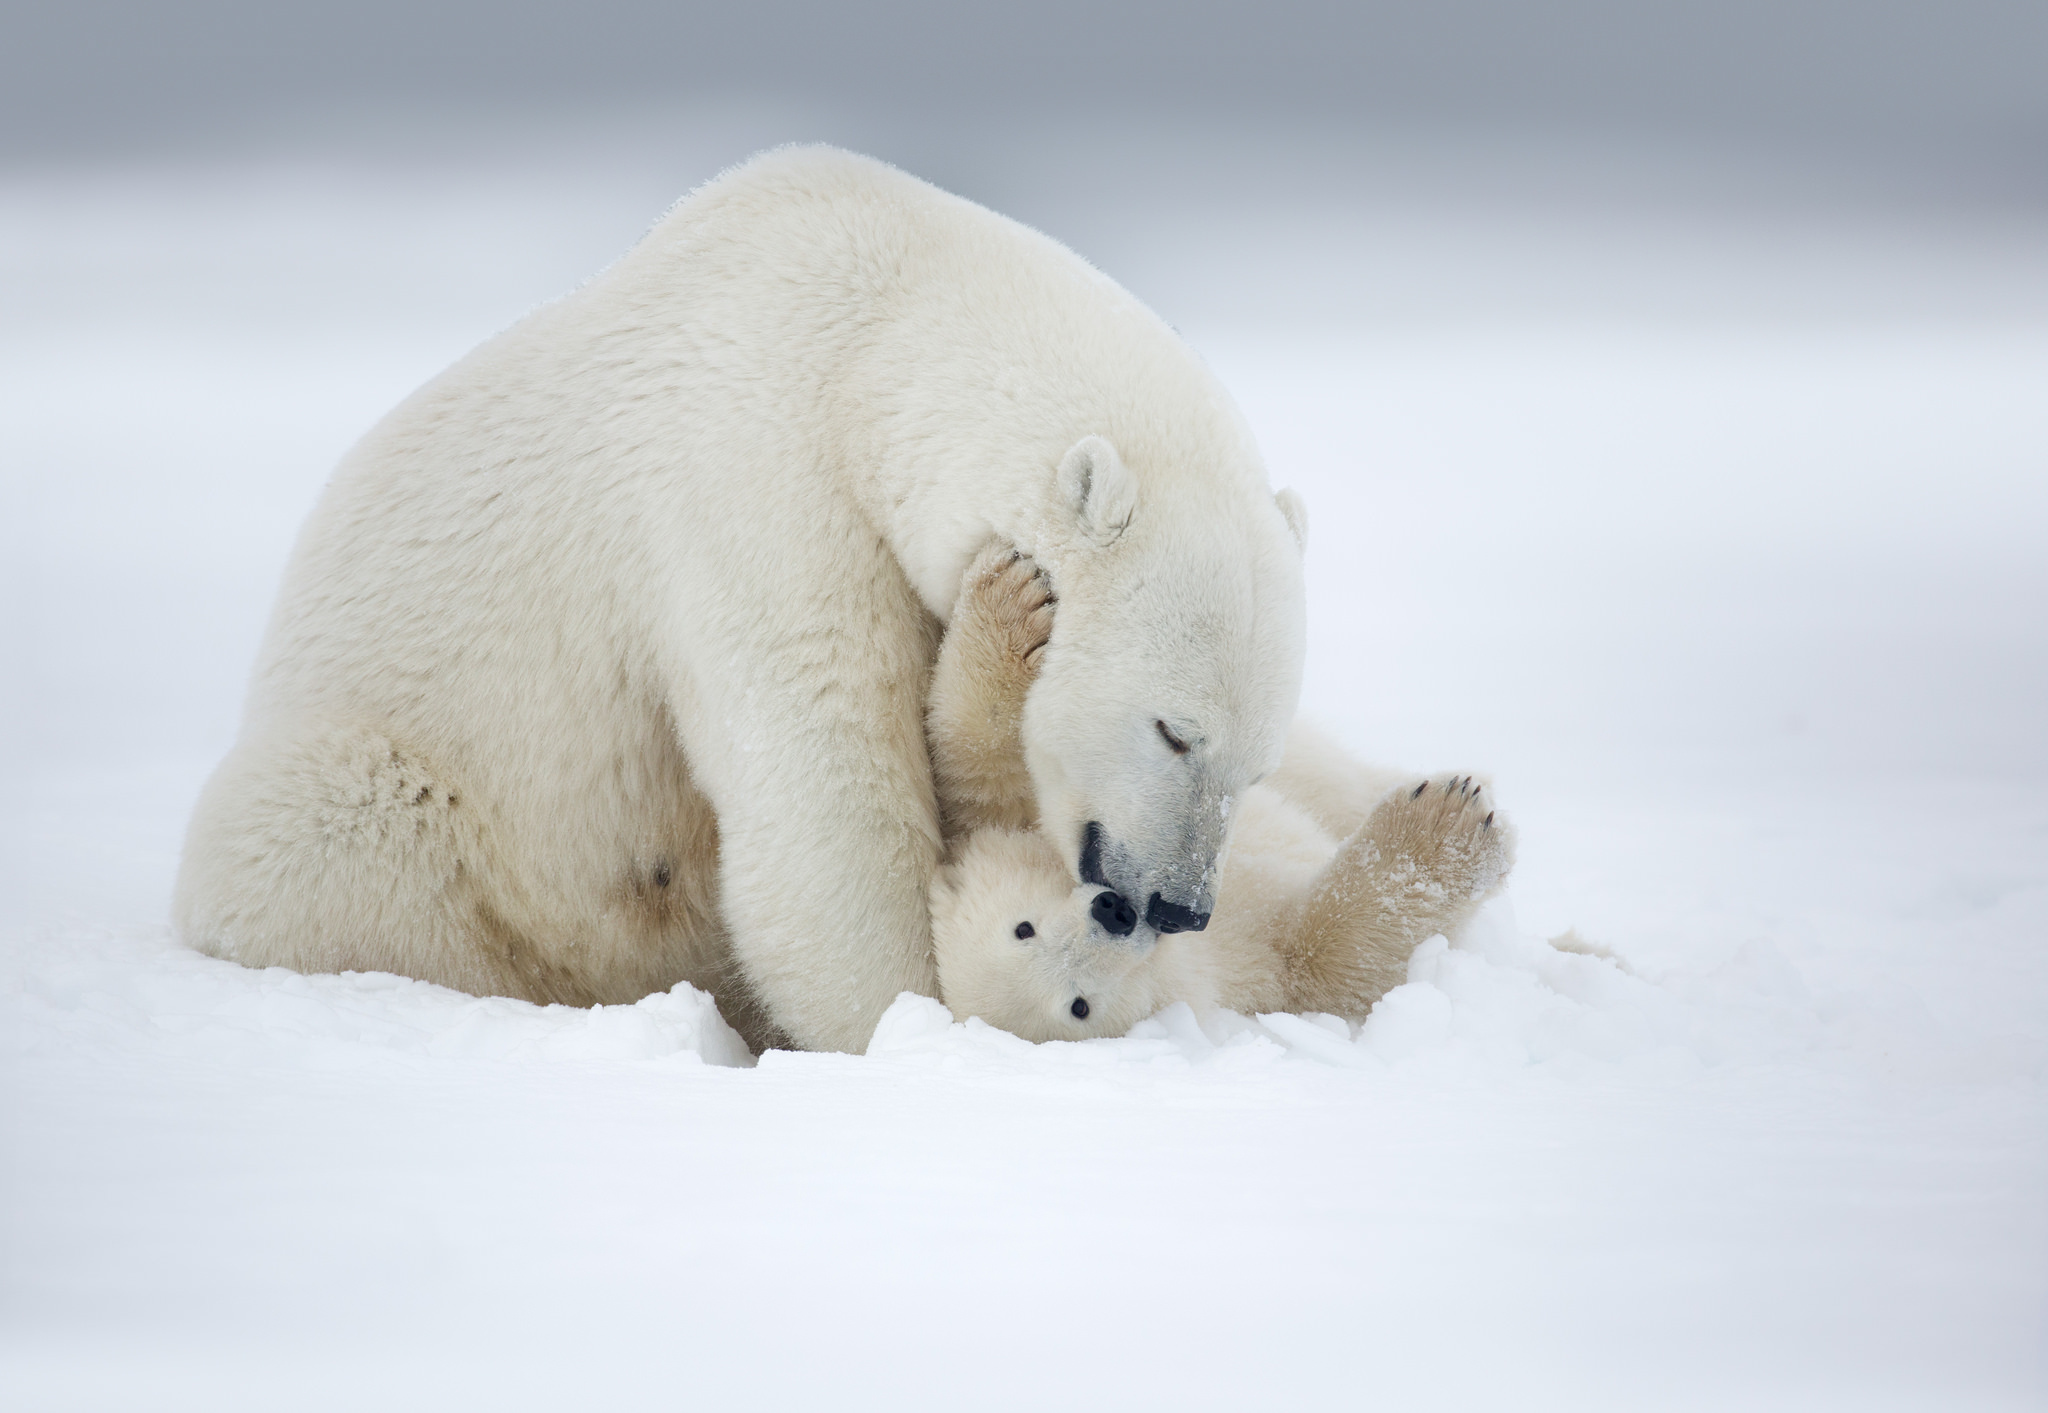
<box><xmin>5</xmin><ymin>1</ymin><xmax>2045</xmax><ymax>183</ymax></box>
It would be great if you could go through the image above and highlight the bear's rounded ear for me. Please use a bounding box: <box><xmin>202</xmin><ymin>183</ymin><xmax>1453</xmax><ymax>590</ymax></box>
<box><xmin>1057</xmin><ymin>435</ymin><xmax>1137</xmax><ymax>546</ymax></box>
<box><xmin>1275</xmin><ymin>487</ymin><xmax>1308</xmax><ymax>552</ymax></box>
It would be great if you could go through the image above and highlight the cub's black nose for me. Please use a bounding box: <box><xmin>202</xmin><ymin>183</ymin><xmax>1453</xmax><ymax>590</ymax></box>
<box><xmin>1090</xmin><ymin>890</ymin><xmax>1137</xmax><ymax>936</ymax></box>
<box><xmin>1146</xmin><ymin>894</ymin><xmax>1210</xmax><ymax>934</ymax></box>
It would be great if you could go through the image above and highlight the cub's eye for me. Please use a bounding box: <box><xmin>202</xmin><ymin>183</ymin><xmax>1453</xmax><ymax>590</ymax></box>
<box><xmin>1070</xmin><ymin>997</ymin><xmax>1090</xmax><ymax>1019</ymax></box>
<box><xmin>1014</xmin><ymin>922</ymin><xmax>1035</xmax><ymax>940</ymax></box>
<box><xmin>1155</xmin><ymin>720</ymin><xmax>1190</xmax><ymax>755</ymax></box>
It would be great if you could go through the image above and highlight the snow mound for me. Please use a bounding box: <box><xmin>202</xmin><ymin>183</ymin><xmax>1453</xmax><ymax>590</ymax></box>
<box><xmin>5</xmin><ymin>924</ymin><xmax>755</xmax><ymax>1069</ymax></box>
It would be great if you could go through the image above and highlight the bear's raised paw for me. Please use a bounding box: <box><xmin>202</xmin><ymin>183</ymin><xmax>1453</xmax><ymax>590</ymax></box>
<box><xmin>1363</xmin><ymin>774</ymin><xmax>1516</xmax><ymax>905</ymax></box>
<box><xmin>959</xmin><ymin>545</ymin><xmax>1055</xmax><ymax>671</ymax></box>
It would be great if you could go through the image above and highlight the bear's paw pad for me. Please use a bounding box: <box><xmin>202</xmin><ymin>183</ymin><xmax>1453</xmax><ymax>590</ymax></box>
<box><xmin>1369</xmin><ymin>774</ymin><xmax>1514</xmax><ymax>900</ymax></box>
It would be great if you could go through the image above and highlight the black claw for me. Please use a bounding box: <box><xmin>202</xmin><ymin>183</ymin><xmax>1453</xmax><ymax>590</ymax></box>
<box><xmin>1484</xmin><ymin>811</ymin><xmax>1494</xmax><ymax>828</ymax></box>
<box><xmin>1411</xmin><ymin>781</ymin><xmax>1428</xmax><ymax>799</ymax></box>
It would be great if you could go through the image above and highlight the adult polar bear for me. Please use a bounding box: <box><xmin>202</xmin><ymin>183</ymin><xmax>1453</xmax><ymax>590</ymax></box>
<box><xmin>176</xmin><ymin>146</ymin><xmax>1308</xmax><ymax>1053</ymax></box>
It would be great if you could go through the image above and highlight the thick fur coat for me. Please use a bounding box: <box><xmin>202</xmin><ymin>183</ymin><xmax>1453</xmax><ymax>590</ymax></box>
<box><xmin>176</xmin><ymin>146</ymin><xmax>1308</xmax><ymax>1052</ymax></box>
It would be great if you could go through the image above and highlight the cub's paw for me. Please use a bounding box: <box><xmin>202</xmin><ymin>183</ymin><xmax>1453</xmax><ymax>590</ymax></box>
<box><xmin>1365</xmin><ymin>774</ymin><xmax>1515</xmax><ymax>904</ymax></box>
<box><xmin>959</xmin><ymin>545</ymin><xmax>1055</xmax><ymax>671</ymax></box>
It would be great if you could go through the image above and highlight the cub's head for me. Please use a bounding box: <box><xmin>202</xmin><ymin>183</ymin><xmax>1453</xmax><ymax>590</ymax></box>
<box><xmin>931</xmin><ymin>828</ymin><xmax>1175</xmax><ymax>1042</ymax></box>
<box><xmin>1020</xmin><ymin>435</ymin><xmax>1307</xmax><ymax>941</ymax></box>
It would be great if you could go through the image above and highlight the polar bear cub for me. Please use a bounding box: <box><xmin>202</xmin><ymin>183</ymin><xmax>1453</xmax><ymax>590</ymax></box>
<box><xmin>927</xmin><ymin>548</ymin><xmax>1514</xmax><ymax>1042</ymax></box>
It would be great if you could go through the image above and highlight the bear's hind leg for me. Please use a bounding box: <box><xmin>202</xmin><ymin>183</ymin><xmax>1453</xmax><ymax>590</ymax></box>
<box><xmin>1281</xmin><ymin>776</ymin><xmax>1515</xmax><ymax>1016</ymax></box>
<box><xmin>174</xmin><ymin>721</ymin><xmax>530</xmax><ymax>1000</ymax></box>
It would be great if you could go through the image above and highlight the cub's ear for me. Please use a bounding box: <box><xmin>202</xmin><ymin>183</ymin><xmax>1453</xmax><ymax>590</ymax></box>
<box><xmin>1057</xmin><ymin>435</ymin><xmax>1137</xmax><ymax>546</ymax></box>
<box><xmin>1274</xmin><ymin>487</ymin><xmax>1308</xmax><ymax>552</ymax></box>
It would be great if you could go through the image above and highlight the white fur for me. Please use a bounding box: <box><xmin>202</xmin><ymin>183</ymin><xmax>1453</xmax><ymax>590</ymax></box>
<box><xmin>175</xmin><ymin>146</ymin><xmax>1307</xmax><ymax>1053</ymax></box>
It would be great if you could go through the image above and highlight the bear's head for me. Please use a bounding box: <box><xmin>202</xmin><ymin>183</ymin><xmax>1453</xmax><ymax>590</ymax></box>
<box><xmin>1018</xmin><ymin>435</ymin><xmax>1308</xmax><ymax>941</ymax></box>
<box><xmin>930</xmin><ymin>826</ymin><xmax>1180</xmax><ymax>1041</ymax></box>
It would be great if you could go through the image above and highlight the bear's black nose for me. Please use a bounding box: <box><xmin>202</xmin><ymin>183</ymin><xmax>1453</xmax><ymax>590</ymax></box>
<box><xmin>1091</xmin><ymin>890</ymin><xmax>1137</xmax><ymax>936</ymax></box>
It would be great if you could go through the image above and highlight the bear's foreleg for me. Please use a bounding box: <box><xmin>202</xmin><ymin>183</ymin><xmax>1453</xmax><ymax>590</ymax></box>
<box><xmin>676</xmin><ymin>564</ymin><xmax>948</xmax><ymax>1053</ymax></box>
<box><xmin>926</xmin><ymin>544</ymin><xmax>1054</xmax><ymax>841</ymax></box>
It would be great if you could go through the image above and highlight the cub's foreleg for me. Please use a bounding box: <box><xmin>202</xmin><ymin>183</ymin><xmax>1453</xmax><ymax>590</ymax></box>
<box><xmin>926</xmin><ymin>545</ymin><xmax>1054</xmax><ymax>839</ymax></box>
<box><xmin>1278</xmin><ymin>776</ymin><xmax>1515</xmax><ymax>1017</ymax></box>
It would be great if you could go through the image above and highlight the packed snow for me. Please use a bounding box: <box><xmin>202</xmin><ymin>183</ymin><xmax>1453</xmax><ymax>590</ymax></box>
<box><xmin>4</xmin><ymin>118</ymin><xmax>2045</xmax><ymax>1409</ymax></box>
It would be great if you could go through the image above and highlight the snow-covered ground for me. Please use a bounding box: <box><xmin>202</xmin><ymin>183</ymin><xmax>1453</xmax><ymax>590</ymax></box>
<box><xmin>4</xmin><ymin>121</ymin><xmax>2045</xmax><ymax>1409</ymax></box>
